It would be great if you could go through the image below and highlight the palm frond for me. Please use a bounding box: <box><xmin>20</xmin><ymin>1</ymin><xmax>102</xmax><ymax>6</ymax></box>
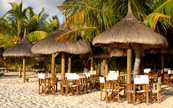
<box><xmin>144</xmin><ymin>13</ymin><xmax>172</xmax><ymax>31</ymax></box>
<box><xmin>55</xmin><ymin>27</ymin><xmax>97</xmax><ymax>41</ymax></box>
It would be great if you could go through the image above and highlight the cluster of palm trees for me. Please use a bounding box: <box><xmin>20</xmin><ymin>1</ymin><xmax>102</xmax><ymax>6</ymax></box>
<box><xmin>0</xmin><ymin>1</ymin><xmax>60</xmax><ymax>72</ymax></box>
<box><xmin>0</xmin><ymin>0</ymin><xmax>172</xmax><ymax>73</ymax></box>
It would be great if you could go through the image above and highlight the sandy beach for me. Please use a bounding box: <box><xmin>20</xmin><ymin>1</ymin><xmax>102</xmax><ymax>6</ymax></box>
<box><xmin>0</xmin><ymin>71</ymin><xmax>173</xmax><ymax>108</ymax></box>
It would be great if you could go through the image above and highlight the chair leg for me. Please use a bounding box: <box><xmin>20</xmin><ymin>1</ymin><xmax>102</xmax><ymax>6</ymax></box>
<box><xmin>66</xmin><ymin>86</ymin><xmax>68</xmax><ymax>96</ymax></box>
<box><xmin>146</xmin><ymin>92</ymin><xmax>149</xmax><ymax>105</ymax></box>
<box><xmin>118</xmin><ymin>91</ymin><xmax>119</xmax><ymax>103</ymax></box>
<box><xmin>106</xmin><ymin>92</ymin><xmax>108</xmax><ymax>103</ymax></box>
<box><xmin>100</xmin><ymin>91</ymin><xmax>102</xmax><ymax>101</ymax></box>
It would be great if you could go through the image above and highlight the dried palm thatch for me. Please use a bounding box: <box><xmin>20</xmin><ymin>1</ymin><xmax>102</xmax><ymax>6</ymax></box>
<box><xmin>31</xmin><ymin>29</ymin><xmax>90</xmax><ymax>55</ymax></box>
<box><xmin>80</xmin><ymin>48</ymin><xmax>126</xmax><ymax>58</ymax></box>
<box><xmin>3</xmin><ymin>30</ymin><xmax>39</xmax><ymax>57</ymax></box>
<box><xmin>32</xmin><ymin>15</ymin><xmax>90</xmax><ymax>55</ymax></box>
<box><xmin>110</xmin><ymin>49</ymin><xmax>127</xmax><ymax>57</ymax></box>
<box><xmin>148</xmin><ymin>48</ymin><xmax>173</xmax><ymax>55</ymax></box>
<box><xmin>92</xmin><ymin>2</ymin><xmax>168</xmax><ymax>49</ymax></box>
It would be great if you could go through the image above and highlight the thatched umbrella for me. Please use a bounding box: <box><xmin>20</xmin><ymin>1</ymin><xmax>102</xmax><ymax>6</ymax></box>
<box><xmin>3</xmin><ymin>29</ymin><xmax>39</xmax><ymax>83</ymax></box>
<box><xmin>81</xmin><ymin>48</ymin><xmax>126</xmax><ymax>77</ymax></box>
<box><xmin>31</xmin><ymin>14</ymin><xmax>90</xmax><ymax>79</ymax></box>
<box><xmin>92</xmin><ymin>1</ymin><xmax>168</xmax><ymax>84</ymax></box>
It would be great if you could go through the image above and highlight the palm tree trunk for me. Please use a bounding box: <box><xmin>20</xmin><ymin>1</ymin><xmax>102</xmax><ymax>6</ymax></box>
<box><xmin>133</xmin><ymin>50</ymin><xmax>141</xmax><ymax>79</ymax></box>
<box><xmin>101</xmin><ymin>59</ymin><xmax>105</xmax><ymax>76</ymax></box>
<box><xmin>90</xmin><ymin>57</ymin><xmax>94</xmax><ymax>71</ymax></box>
<box><xmin>104</xmin><ymin>58</ymin><xmax>108</xmax><ymax>77</ymax></box>
<box><xmin>84</xmin><ymin>60</ymin><xmax>89</xmax><ymax>73</ymax></box>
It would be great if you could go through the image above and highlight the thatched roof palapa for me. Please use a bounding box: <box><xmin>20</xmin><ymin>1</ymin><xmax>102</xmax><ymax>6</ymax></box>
<box><xmin>92</xmin><ymin>2</ymin><xmax>168</xmax><ymax>49</ymax></box>
<box><xmin>3</xmin><ymin>29</ymin><xmax>39</xmax><ymax>57</ymax></box>
<box><xmin>92</xmin><ymin>1</ymin><xmax>168</xmax><ymax>84</ymax></box>
<box><xmin>31</xmin><ymin>30</ymin><xmax>90</xmax><ymax>55</ymax></box>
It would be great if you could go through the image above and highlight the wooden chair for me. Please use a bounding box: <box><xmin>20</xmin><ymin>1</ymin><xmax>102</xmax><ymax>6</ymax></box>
<box><xmin>127</xmin><ymin>75</ymin><xmax>149</xmax><ymax>105</ymax></box>
<box><xmin>150</xmin><ymin>77</ymin><xmax>161</xmax><ymax>103</ymax></box>
<box><xmin>163</xmin><ymin>73</ymin><xmax>169</xmax><ymax>85</ymax></box>
<box><xmin>105</xmin><ymin>81</ymin><xmax>120</xmax><ymax>103</ymax></box>
<box><xmin>99</xmin><ymin>77</ymin><xmax>106</xmax><ymax>101</ymax></box>
<box><xmin>89</xmin><ymin>76</ymin><xmax>100</xmax><ymax>90</ymax></box>
<box><xmin>61</xmin><ymin>74</ymin><xmax>79</xmax><ymax>96</ymax></box>
<box><xmin>38</xmin><ymin>73</ymin><xmax>57</xmax><ymax>95</ymax></box>
<box><xmin>61</xmin><ymin>79</ymin><xmax>68</xmax><ymax>96</ymax></box>
<box><xmin>79</xmin><ymin>78</ymin><xmax>88</xmax><ymax>94</ymax></box>
<box><xmin>149</xmin><ymin>72</ymin><xmax>158</xmax><ymax>83</ymax></box>
<box><xmin>167</xmin><ymin>70</ymin><xmax>173</xmax><ymax>86</ymax></box>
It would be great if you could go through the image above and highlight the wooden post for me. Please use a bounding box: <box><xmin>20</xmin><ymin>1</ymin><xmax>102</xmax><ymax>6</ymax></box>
<box><xmin>51</xmin><ymin>54</ymin><xmax>55</xmax><ymax>78</ymax></box>
<box><xmin>161</xmin><ymin>54</ymin><xmax>164</xmax><ymax>74</ymax></box>
<box><xmin>61</xmin><ymin>53</ymin><xmax>65</xmax><ymax>79</ymax></box>
<box><xmin>90</xmin><ymin>57</ymin><xmax>94</xmax><ymax>71</ymax></box>
<box><xmin>23</xmin><ymin>57</ymin><xmax>26</xmax><ymax>83</ymax></box>
<box><xmin>67</xmin><ymin>57</ymin><xmax>71</xmax><ymax>73</ymax></box>
<box><xmin>19</xmin><ymin>65</ymin><xmax>22</xmax><ymax>78</ymax></box>
<box><xmin>105</xmin><ymin>58</ymin><xmax>108</xmax><ymax>77</ymax></box>
<box><xmin>127</xmin><ymin>49</ymin><xmax>132</xmax><ymax>84</ymax></box>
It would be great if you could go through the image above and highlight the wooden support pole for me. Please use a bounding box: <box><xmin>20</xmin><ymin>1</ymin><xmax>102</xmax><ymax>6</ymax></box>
<box><xmin>127</xmin><ymin>49</ymin><xmax>132</xmax><ymax>84</ymax></box>
<box><xmin>161</xmin><ymin>54</ymin><xmax>164</xmax><ymax>74</ymax></box>
<box><xmin>19</xmin><ymin>65</ymin><xmax>22</xmax><ymax>78</ymax></box>
<box><xmin>51</xmin><ymin>54</ymin><xmax>55</xmax><ymax>79</ymax></box>
<box><xmin>104</xmin><ymin>58</ymin><xmax>108</xmax><ymax>77</ymax></box>
<box><xmin>90</xmin><ymin>57</ymin><xmax>94</xmax><ymax>71</ymax></box>
<box><xmin>61</xmin><ymin>53</ymin><xmax>65</xmax><ymax>79</ymax></box>
<box><xmin>22</xmin><ymin>57</ymin><xmax>26</xmax><ymax>83</ymax></box>
<box><xmin>67</xmin><ymin>57</ymin><xmax>71</xmax><ymax>73</ymax></box>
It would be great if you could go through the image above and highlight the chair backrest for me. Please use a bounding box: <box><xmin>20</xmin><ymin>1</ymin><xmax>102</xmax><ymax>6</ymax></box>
<box><xmin>89</xmin><ymin>70</ymin><xmax>97</xmax><ymax>75</ymax></box>
<box><xmin>105</xmin><ymin>81</ymin><xmax>119</xmax><ymax>92</ymax></box>
<box><xmin>107</xmin><ymin>70</ymin><xmax>119</xmax><ymax>80</ymax></box>
<box><xmin>158</xmin><ymin>77</ymin><xmax>161</xmax><ymax>83</ymax></box>
<box><xmin>144</xmin><ymin>68</ymin><xmax>151</xmax><ymax>73</ymax></box>
<box><xmin>67</xmin><ymin>73</ymin><xmax>79</xmax><ymax>80</ymax></box>
<box><xmin>38</xmin><ymin>73</ymin><xmax>50</xmax><ymax>79</ymax></box>
<box><xmin>84</xmin><ymin>72</ymin><xmax>90</xmax><ymax>78</ymax></box>
<box><xmin>164</xmin><ymin>68</ymin><xmax>171</xmax><ymax>72</ymax></box>
<box><xmin>99</xmin><ymin>77</ymin><xmax>105</xmax><ymax>83</ymax></box>
<box><xmin>134</xmin><ymin>75</ymin><xmax>149</xmax><ymax>84</ymax></box>
<box><xmin>168</xmin><ymin>70</ymin><xmax>173</xmax><ymax>74</ymax></box>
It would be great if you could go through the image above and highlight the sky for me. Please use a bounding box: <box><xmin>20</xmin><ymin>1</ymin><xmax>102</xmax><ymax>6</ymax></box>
<box><xmin>0</xmin><ymin>0</ymin><xmax>65</xmax><ymax>23</ymax></box>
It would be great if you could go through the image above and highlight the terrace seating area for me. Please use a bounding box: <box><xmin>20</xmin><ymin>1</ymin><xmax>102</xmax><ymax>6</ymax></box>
<box><xmin>37</xmin><ymin>67</ymin><xmax>173</xmax><ymax>105</ymax></box>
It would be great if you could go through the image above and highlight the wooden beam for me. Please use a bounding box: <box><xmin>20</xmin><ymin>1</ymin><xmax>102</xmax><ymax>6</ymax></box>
<box><xmin>67</xmin><ymin>57</ymin><xmax>71</xmax><ymax>73</ymax></box>
<box><xmin>51</xmin><ymin>54</ymin><xmax>56</xmax><ymax>79</ymax></box>
<box><xmin>127</xmin><ymin>49</ymin><xmax>132</xmax><ymax>84</ymax></box>
<box><xmin>61</xmin><ymin>53</ymin><xmax>65</xmax><ymax>79</ymax></box>
<box><xmin>22</xmin><ymin>57</ymin><xmax>26</xmax><ymax>83</ymax></box>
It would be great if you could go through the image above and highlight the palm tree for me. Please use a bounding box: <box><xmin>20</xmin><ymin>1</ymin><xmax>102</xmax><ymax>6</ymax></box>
<box><xmin>0</xmin><ymin>1</ymin><xmax>60</xmax><ymax>76</ymax></box>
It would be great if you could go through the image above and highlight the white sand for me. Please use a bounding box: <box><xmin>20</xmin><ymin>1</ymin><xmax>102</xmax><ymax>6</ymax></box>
<box><xmin>0</xmin><ymin>72</ymin><xmax>173</xmax><ymax>108</ymax></box>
